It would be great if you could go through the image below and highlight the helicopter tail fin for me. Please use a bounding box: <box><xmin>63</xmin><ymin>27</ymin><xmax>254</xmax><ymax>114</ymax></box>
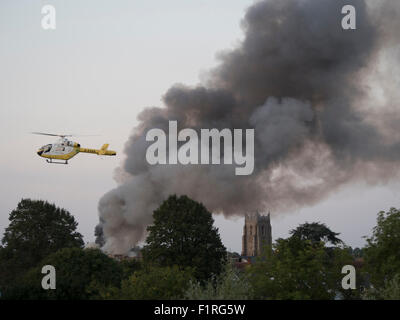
<box><xmin>98</xmin><ymin>144</ymin><xmax>116</xmax><ymax>156</ymax></box>
<box><xmin>98</xmin><ymin>144</ymin><xmax>109</xmax><ymax>155</ymax></box>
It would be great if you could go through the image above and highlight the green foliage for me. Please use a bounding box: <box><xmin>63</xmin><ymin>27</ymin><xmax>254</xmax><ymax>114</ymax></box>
<box><xmin>2</xmin><ymin>247</ymin><xmax>123</xmax><ymax>300</ymax></box>
<box><xmin>142</xmin><ymin>195</ymin><xmax>227</xmax><ymax>282</ymax></box>
<box><xmin>184</xmin><ymin>263</ymin><xmax>253</xmax><ymax>300</ymax></box>
<box><xmin>289</xmin><ymin>222</ymin><xmax>342</xmax><ymax>245</ymax></box>
<box><xmin>362</xmin><ymin>274</ymin><xmax>400</xmax><ymax>300</ymax></box>
<box><xmin>349</xmin><ymin>247</ymin><xmax>364</xmax><ymax>258</ymax></box>
<box><xmin>364</xmin><ymin>208</ymin><xmax>400</xmax><ymax>288</ymax></box>
<box><xmin>0</xmin><ymin>199</ymin><xmax>83</xmax><ymax>292</ymax></box>
<box><xmin>247</xmin><ymin>236</ymin><xmax>355</xmax><ymax>300</ymax></box>
<box><xmin>101</xmin><ymin>265</ymin><xmax>193</xmax><ymax>300</ymax></box>
<box><xmin>119</xmin><ymin>258</ymin><xmax>142</xmax><ymax>280</ymax></box>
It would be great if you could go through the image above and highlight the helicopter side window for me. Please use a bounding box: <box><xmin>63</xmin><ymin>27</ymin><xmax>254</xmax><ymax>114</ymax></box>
<box><xmin>42</xmin><ymin>144</ymin><xmax>52</xmax><ymax>153</ymax></box>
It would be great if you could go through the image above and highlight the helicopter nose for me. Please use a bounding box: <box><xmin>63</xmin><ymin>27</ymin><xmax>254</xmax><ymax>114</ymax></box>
<box><xmin>37</xmin><ymin>150</ymin><xmax>43</xmax><ymax>156</ymax></box>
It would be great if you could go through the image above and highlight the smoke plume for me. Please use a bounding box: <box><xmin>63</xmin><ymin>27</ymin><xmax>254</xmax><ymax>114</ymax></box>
<box><xmin>99</xmin><ymin>0</ymin><xmax>400</xmax><ymax>254</ymax></box>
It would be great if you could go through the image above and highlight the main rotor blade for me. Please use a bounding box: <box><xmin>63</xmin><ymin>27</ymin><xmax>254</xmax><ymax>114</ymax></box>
<box><xmin>31</xmin><ymin>132</ymin><xmax>72</xmax><ymax>137</ymax></box>
<box><xmin>31</xmin><ymin>132</ymin><xmax>100</xmax><ymax>139</ymax></box>
<box><xmin>70</xmin><ymin>134</ymin><xmax>100</xmax><ymax>137</ymax></box>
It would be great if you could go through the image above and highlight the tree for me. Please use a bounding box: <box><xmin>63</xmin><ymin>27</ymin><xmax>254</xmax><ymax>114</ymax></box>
<box><xmin>101</xmin><ymin>265</ymin><xmax>193</xmax><ymax>300</ymax></box>
<box><xmin>119</xmin><ymin>258</ymin><xmax>142</xmax><ymax>280</ymax></box>
<box><xmin>349</xmin><ymin>247</ymin><xmax>364</xmax><ymax>258</ymax></box>
<box><xmin>142</xmin><ymin>195</ymin><xmax>227</xmax><ymax>282</ymax></box>
<box><xmin>184</xmin><ymin>263</ymin><xmax>253</xmax><ymax>300</ymax></box>
<box><xmin>0</xmin><ymin>199</ymin><xmax>84</xmax><ymax>291</ymax></box>
<box><xmin>364</xmin><ymin>207</ymin><xmax>400</xmax><ymax>288</ymax></box>
<box><xmin>2</xmin><ymin>247</ymin><xmax>123</xmax><ymax>300</ymax></box>
<box><xmin>247</xmin><ymin>228</ymin><xmax>355</xmax><ymax>300</ymax></box>
<box><xmin>289</xmin><ymin>222</ymin><xmax>343</xmax><ymax>246</ymax></box>
<box><xmin>363</xmin><ymin>274</ymin><xmax>400</xmax><ymax>300</ymax></box>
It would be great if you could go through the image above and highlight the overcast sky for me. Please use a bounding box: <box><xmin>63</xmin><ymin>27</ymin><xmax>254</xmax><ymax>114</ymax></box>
<box><xmin>1</xmin><ymin>0</ymin><xmax>399</xmax><ymax>253</ymax></box>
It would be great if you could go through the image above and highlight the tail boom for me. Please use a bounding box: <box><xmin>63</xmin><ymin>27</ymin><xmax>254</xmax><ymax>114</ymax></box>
<box><xmin>79</xmin><ymin>144</ymin><xmax>116</xmax><ymax>156</ymax></box>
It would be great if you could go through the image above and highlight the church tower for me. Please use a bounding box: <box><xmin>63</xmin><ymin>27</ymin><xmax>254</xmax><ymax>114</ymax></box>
<box><xmin>241</xmin><ymin>211</ymin><xmax>272</xmax><ymax>257</ymax></box>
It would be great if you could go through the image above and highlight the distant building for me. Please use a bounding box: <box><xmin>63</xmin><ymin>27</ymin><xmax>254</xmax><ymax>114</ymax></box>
<box><xmin>241</xmin><ymin>211</ymin><xmax>272</xmax><ymax>257</ymax></box>
<box><xmin>107</xmin><ymin>246</ymin><xmax>143</xmax><ymax>261</ymax></box>
<box><xmin>84</xmin><ymin>242</ymin><xmax>100</xmax><ymax>249</ymax></box>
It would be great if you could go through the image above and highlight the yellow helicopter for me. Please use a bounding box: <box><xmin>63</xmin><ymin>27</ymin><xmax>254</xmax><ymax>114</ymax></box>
<box><xmin>33</xmin><ymin>132</ymin><xmax>116</xmax><ymax>164</ymax></box>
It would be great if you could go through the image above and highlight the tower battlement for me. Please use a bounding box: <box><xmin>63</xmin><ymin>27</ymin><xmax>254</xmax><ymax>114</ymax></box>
<box><xmin>245</xmin><ymin>211</ymin><xmax>270</xmax><ymax>222</ymax></box>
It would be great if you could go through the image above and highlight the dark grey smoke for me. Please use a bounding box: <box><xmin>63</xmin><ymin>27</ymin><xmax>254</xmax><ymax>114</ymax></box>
<box><xmin>94</xmin><ymin>222</ymin><xmax>105</xmax><ymax>247</ymax></box>
<box><xmin>99</xmin><ymin>0</ymin><xmax>400</xmax><ymax>254</ymax></box>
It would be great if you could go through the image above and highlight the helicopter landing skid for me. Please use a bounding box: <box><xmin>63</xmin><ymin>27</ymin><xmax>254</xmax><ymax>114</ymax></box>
<box><xmin>46</xmin><ymin>159</ymin><xmax>68</xmax><ymax>165</ymax></box>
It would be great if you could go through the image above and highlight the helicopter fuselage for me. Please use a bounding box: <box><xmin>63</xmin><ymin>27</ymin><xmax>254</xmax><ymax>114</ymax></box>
<box><xmin>37</xmin><ymin>139</ymin><xmax>116</xmax><ymax>164</ymax></box>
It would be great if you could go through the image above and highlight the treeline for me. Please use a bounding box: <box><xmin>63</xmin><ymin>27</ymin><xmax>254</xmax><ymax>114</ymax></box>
<box><xmin>0</xmin><ymin>197</ymin><xmax>399</xmax><ymax>300</ymax></box>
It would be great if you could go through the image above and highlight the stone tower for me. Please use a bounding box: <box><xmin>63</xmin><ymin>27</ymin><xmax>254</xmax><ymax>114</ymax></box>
<box><xmin>241</xmin><ymin>212</ymin><xmax>272</xmax><ymax>257</ymax></box>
